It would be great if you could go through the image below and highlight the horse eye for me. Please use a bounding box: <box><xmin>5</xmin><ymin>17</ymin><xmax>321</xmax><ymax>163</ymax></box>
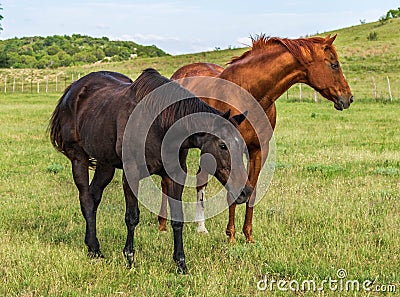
<box><xmin>331</xmin><ymin>62</ymin><xmax>339</xmax><ymax>70</ymax></box>
<box><xmin>219</xmin><ymin>143</ymin><xmax>228</xmax><ymax>150</ymax></box>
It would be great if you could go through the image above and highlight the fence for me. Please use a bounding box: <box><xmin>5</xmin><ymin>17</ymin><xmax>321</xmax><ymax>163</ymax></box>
<box><xmin>1</xmin><ymin>73</ymin><xmax>84</xmax><ymax>94</ymax></box>
<box><xmin>0</xmin><ymin>72</ymin><xmax>398</xmax><ymax>102</ymax></box>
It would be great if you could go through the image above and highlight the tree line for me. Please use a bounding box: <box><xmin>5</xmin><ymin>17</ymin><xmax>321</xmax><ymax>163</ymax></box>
<box><xmin>0</xmin><ymin>34</ymin><xmax>168</xmax><ymax>69</ymax></box>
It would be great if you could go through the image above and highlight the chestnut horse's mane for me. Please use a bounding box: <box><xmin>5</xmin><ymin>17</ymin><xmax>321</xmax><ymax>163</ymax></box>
<box><xmin>229</xmin><ymin>34</ymin><xmax>329</xmax><ymax>65</ymax></box>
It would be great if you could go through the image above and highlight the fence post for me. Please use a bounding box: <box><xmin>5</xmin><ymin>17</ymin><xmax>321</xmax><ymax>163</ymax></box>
<box><xmin>371</xmin><ymin>76</ymin><xmax>377</xmax><ymax>101</ymax></box>
<box><xmin>22</xmin><ymin>75</ymin><xmax>24</xmax><ymax>93</ymax></box>
<box><xmin>313</xmin><ymin>90</ymin><xmax>318</xmax><ymax>102</ymax></box>
<box><xmin>56</xmin><ymin>75</ymin><xmax>58</xmax><ymax>92</ymax></box>
<box><xmin>45</xmin><ymin>76</ymin><xmax>48</xmax><ymax>93</ymax></box>
<box><xmin>4</xmin><ymin>75</ymin><xmax>7</xmax><ymax>93</ymax></box>
<box><xmin>387</xmin><ymin>76</ymin><xmax>392</xmax><ymax>102</ymax></box>
<box><xmin>37</xmin><ymin>81</ymin><xmax>40</xmax><ymax>94</ymax></box>
<box><xmin>12</xmin><ymin>77</ymin><xmax>16</xmax><ymax>93</ymax></box>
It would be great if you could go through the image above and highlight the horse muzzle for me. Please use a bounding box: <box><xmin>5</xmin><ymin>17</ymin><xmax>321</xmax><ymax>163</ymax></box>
<box><xmin>233</xmin><ymin>185</ymin><xmax>253</xmax><ymax>204</ymax></box>
<box><xmin>334</xmin><ymin>95</ymin><xmax>353</xmax><ymax>111</ymax></box>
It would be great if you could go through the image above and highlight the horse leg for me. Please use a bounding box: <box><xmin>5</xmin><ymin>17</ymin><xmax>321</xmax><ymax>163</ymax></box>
<box><xmin>122</xmin><ymin>172</ymin><xmax>140</xmax><ymax>268</ymax></box>
<box><xmin>68</xmin><ymin>146</ymin><xmax>102</xmax><ymax>257</ymax></box>
<box><xmin>225</xmin><ymin>151</ymin><xmax>253</xmax><ymax>243</ymax></box>
<box><xmin>157</xmin><ymin>178</ymin><xmax>168</xmax><ymax>232</ymax></box>
<box><xmin>195</xmin><ymin>168</ymin><xmax>209</xmax><ymax>234</ymax></box>
<box><xmin>226</xmin><ymin>203</ymin><xmax>237</xmax><ymax>243</ymax></box>
<box><xmin>158</xmin><ymin>148</ymin><xmax>188</xmax><ymax>232</ymax></box>
<box><xmin>87</xmin><ymin>163</ymin><xmax>115</xmax><ymax>255</ymax></box>
<box><xmin>164</xmin><ymin>176</ymin><xmax>187</xmax><ymax>274</ymax></box>
<box><xmin>167</xmin><ymin>149</ymin><xmax>188</xmax><ymax>274</ymax></box>
<box><xmin>243</xmin><ymin>149</ymin><xmax>263</xmax><ymax>243</ymax></box>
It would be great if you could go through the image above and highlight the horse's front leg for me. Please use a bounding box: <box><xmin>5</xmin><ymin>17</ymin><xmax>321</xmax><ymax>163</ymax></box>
<box><xmin>122</xmin><ymin>172</ymin><xmax>140</xmax><ymax>268</ymax></box>
<box><xmin>165</xmin><ymin>175</ymin><xmax>187</xmax><ymax>274</ymax></box>
<box><xmin>165</xmin><ymin>148</ymin><xmax>188</xmax><ymax>273</ymax></box>
<box><xmin>158</xmin><ymin>178</ymin><xmax>168</xmax><ymax>231</ymax></box>
<box><xmin>195</xmin><ymin>167</ymin><xmax>209</xmax><ymax>234</ymax></box>
<box><xmin>243</xmin><ymin>148</ymin><xmax>264</xmax><ymax>243</ymax></box>
<box><xmin>226</xmin><ymin>202</ymin><xmax>237</xmax><ymax>243</ymax></box>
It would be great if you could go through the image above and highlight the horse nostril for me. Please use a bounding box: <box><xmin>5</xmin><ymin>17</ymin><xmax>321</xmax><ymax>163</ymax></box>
<box><xmin>350</xmin><ymin>96</ymin><xmax>354</xmax><ymax>104</ymax></box>
<box><xmin>242</xmin><ymin>185</ymin><xmax>253</xmax><ymax>198</ymax></box>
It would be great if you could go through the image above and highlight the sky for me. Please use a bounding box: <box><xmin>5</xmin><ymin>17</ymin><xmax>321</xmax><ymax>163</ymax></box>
<box><xmin>0</xmin><ymin>1</ymin><xmax>397</xmax><ymax>55</ymax></box>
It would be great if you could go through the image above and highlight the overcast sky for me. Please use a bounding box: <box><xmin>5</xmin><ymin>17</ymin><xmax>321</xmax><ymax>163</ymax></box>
<box><xmin>0</xmin><ymin>1</ymin><xmax>396</xmax><ymax>54</ymax></box>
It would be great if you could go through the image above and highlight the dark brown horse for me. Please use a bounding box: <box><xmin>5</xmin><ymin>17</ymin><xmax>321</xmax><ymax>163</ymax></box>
<box><xmin>49</xmin><ymin>68</ymin><xmax>251</xmax><ymax>273</ymax></box>
<box><xmin>159</xmin><ymin>35</ymin><xmax>353</xmax><ymax>243</ymax></box>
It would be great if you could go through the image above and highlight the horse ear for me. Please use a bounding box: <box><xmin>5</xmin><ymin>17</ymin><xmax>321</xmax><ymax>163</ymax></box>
<box><xmin>325</xmin><ymin>34</ymin><xmax>337</xmax><ymax>46</ymax></box>
<box><xmin>231</xmin><ymin>111</ymin><xmax>248</xmax><ymax>126</ymax></box>
<box><xmin>222</xmin><ymin>109</ymin><xmax>231</xmax><ymax>119</ymax></box>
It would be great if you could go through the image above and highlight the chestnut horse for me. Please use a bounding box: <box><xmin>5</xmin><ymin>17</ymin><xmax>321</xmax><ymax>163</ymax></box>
<box><xmin>49</xmin><ymin>68</ymin><xmax>251</xmax><ymax>273</ymax></box>
<box><xmin>158</xmin><ymin>35</ymin><xmax>353</xmax><ymax>243</ymax></box>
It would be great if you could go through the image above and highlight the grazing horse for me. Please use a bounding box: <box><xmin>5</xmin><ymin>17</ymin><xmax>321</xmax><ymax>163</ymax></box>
<box><xmin>49</xmin><ymin>68</ymin><xmax>251</xmax><ymax>273</ymax></box>
<box><xmin>158</xmin><ymin>34</ymin><xmax>353</xmax><ymax>243</ymax></box>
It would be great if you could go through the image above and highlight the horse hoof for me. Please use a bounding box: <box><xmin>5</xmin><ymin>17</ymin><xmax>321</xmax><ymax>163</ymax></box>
<box><xmin>88</xmin><ymin>250</ymin><xmax>104</xmax><ymax>259</ymax></box>
<box><xmin>245</xmin><ymin>236</ymin><xmax>255</xmax><ymax>244</ymax></box>
<box><xmin>196</xmin><ymin>226</ymin><xmax>209</xmax><ymax>234</ymax></box>
<box><xmin>158</xmin><ymin>225</ymin><xmax>167</xmax><ymax>232</ymax></box>
<box><xmin>124</xmin><ymin>251</ymin><xmax>135</xmax><ymax>268</ymax></box>
<box><xmin>176</xmin><ymin>258</ymin><xmax>187</xmax><ymax>274</ymax></box>
<box><xmin>227</xmin><ymin>237</ymin><xmax>236</xmax><ymax>245</ymax></box>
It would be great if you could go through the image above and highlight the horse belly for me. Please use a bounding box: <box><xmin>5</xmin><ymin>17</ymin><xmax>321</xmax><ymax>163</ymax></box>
<box><xmin>79</xmin><ymin>120</ymin><xmax>122</xmax><ymax>168</ymax></box>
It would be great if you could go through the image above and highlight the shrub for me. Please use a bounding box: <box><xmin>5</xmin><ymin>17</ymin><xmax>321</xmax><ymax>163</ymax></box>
<box><xmin>367</xmin><ymin>31</ymin><xmax>378</xmax><ymax>41</ymax></box>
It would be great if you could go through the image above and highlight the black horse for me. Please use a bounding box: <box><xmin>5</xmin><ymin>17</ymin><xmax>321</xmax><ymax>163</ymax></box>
<box><xmin>49</xmin><ymin>68</ymin><xmax>252</xmax><ymax>273</ymax></box>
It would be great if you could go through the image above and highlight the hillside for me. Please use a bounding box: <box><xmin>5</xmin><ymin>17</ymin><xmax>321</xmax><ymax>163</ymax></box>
<box><xmin>0</xmin><ymin>18</ymin><xmax>399</xmax><ymax>100</ymax></box>
<box><xmin>322</xmin><ymin>17</ymin><xmax>400</xmax><ymax>74</ymax></box>
<box><xmin>0</xmin><ymin>34</ymin><xmax>168</xmax><ymax>69</ymax></box>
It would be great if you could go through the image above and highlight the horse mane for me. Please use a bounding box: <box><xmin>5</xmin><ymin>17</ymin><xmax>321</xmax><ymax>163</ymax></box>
<box><xmin>132</xmin><ymin>68</ymin><xmax>225</xmax><ymax>132</ymax></box>
<box><xmin>229</xmin><ymin>34</ymin><xmax>328</xmax><ymax>65</ymax></box>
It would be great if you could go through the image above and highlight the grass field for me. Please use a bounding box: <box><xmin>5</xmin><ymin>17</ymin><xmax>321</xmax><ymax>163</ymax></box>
<box><xmin>0</xmin><ymin>92</ymin><xmax>399</xmax><ymax>296</ymax></box>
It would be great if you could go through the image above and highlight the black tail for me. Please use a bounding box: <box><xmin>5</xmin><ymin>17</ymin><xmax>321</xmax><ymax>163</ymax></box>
<box><xmin>49</xmin><ymin>84</ymin><xmax>72</xmax><ymax>154</ymax></box>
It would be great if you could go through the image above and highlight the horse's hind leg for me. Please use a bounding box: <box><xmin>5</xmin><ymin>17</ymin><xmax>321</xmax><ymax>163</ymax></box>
<box><xmin>87</xmin><ymin>163</ymin><xmax>116</xmax><ymax>255</ymax></box>
<box><xmin>67</xmin><ymin>145</ymin><xmax>102</xmax><ymax>257</ymax></box>
<box><xmin>68</xmin><ymin>149</ymin><xmax>96</xmax><ymax>253</ymax></box>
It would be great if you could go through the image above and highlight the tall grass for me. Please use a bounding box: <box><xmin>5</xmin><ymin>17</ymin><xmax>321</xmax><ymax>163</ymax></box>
<box><xmin>0</xmin><ymin>93</ymin><xmax>399</xmax><ymax>296</ymax></box>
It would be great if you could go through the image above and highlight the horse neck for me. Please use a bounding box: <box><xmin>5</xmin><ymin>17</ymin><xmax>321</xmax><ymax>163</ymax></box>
<box><xmin>219</xmin><ymin>46</ymin><xmax>307</xmax><ymax>110</ymax></box>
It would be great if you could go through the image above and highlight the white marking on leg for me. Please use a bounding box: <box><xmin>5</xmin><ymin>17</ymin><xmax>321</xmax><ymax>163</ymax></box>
<box><xmin>196</xmin><ymin>187</ymin><xmax>208</xmax><ymax>234</ymax></box>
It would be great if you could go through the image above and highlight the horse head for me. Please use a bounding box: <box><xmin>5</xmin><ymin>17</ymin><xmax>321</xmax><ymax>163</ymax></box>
<box><xmin>305</xmin><ymin>35</ymin><xmax>353</xmax><ymax>110</ymax></box>
<box><xmin>196</xmin><ymin>110</ymin><xmax>252</xmax><ymax>204</ymax></box>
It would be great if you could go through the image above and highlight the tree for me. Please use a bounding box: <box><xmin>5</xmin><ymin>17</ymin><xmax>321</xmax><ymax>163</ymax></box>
<box><xmin>0</xmin><ymin>4</ymin><xmax>3</xmax><ymax>31</ymax></box>
<box><xmin>386</xmin><ymin>7</ymin><xmax>400</xmax><ymax>19</ymax></box>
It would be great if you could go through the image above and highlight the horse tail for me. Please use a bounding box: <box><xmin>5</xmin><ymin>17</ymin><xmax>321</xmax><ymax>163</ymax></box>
<box><xmin>49</xmin><ymin>84</ymin><xmax>72</xmax><ymax>154</ymax></box>
<box><xmin>49</xmin><ymin>83</ymin><xmax>97</xmax><ymax>169</ymax></box>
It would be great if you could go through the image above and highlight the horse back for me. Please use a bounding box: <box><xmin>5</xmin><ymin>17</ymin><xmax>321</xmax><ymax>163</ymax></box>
<box><xmin>50</xmin><ymin>71</ymin><xmax>135</xmax><ymax>168</ymax></box>
<box><xmin>171</xmin><ymin>63</ymin><xmax>224</xmax><ymax>80</ymax></box>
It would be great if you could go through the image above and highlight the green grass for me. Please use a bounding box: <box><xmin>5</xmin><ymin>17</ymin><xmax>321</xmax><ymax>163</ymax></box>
<box><xmin>0</xmin><ymin>93</ymin><xmax>399</xmax><ymax>296</ymax></box>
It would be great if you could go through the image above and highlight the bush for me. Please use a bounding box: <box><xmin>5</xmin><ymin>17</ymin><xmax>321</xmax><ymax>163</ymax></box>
<box><xmin>367</xmin><ymin>31</ymin><xmax>378</xmax><ymax>41</ymax></box>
